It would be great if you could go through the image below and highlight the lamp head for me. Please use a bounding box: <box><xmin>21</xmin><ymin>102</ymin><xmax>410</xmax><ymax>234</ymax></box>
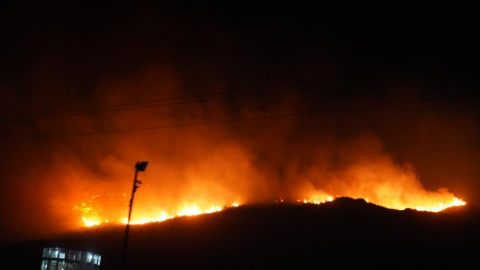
<box><xmin>136</xmin><ymin>161</ymin><xmax>148</xmax><ymax>172</ymax></box>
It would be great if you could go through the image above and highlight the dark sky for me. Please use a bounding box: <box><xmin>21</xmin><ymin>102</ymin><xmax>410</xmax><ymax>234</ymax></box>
<box><xmin>0</xmin><ymin>2</ymin><xmax>478</xmax><ymax>243</ymax></box>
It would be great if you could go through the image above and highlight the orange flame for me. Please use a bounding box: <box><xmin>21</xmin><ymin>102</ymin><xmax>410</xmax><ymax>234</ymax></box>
<box><xmin>301</xmin><ymin>194</ymin><xmax>466</xmax><ymax>212</ymax></box>
<box><xmin>77</xmin><ymin>191</ymin><xmax>466</xmax><ymax>227</ymax></box>
<box><xmin>78</xmin><ymin>200</ymin><xmax>240</xmax><ymax>227</ymax></box>
<box><xmin>74</xmin><ymin>141</ymin><xmax>468</xmax><ymax>228</ymax></box>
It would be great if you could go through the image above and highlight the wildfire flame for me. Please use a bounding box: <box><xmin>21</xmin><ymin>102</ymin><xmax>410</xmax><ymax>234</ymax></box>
<box><xmin>74</xmin><ymin>138</ymin><xmax>468</xmax><ymax>228</ymax></box>
<box><xmin>301</xmin><ymin>194</ymin><xmax>466</xmax><ymax>212</ymax></box>
<box><xmin>121</xmin><ymin>204</ymin><xmax>228</xmax><ymax>226</ymax></box>
<box><xmin>77</xmin><ymin>199</ymin><xmax>240</xmax><ymax>227</ymax></box>
<box><xmin>76</xmin><ymin>192</ymin><xmax>466</xmax><ymax>227</ymax></box>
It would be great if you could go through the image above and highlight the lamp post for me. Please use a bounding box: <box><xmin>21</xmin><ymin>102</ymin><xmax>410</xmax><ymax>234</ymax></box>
<box><xmin>121</xmin><ymin>161</ymin><xmax>148</xmax><ymax>269</ymax></box>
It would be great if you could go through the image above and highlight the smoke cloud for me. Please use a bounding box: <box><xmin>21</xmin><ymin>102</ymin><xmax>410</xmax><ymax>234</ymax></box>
<box><xmin>1</xmin><ymin>65</ymin><xmax>478</xmax><ymax>243</ymax></box>
<box><xmin>0</xmin><ymin>3</ymin><xmax>478</xmax><ymax>243</ymax></box>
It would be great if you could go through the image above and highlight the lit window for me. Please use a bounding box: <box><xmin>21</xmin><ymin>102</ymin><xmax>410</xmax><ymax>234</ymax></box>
<box><xmin>47</xmin><ymin>248</ymin><xmax>56</xmax><ymax>258</ymax></box>
<box><xmin>87</xmin><ymin>252</ymin><xmax>93</xmax><ymax>263</ymax></box>
<box><xmin>97</xmin><ymin>255</ymin><xmax>101</xmax><ymax>266</ymax></box>
<box><xmin>58</xmin><ymin>261</ymin><xmax>67</xmax><ymax>270</ymax></box>
<box><xmin>69</xmin><ymin>250</ymin><xmax>81</xmax><ymax>261</ymax></box>
<box><xmin>49</xmin><ymin>261</ymin><xmax>57</xmax><ymax>270</ymax></box>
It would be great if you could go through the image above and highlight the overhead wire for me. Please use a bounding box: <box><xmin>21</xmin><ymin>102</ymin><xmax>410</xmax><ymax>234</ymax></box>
<box><xmin>0</xmin><ymin>95</ymin><xmax>473</xmax><ymax>142</ymax></box>
<box><xmin>0</xmin><ymin>80</ymin><xmax>325</xmax><ymax>122</ymax></box>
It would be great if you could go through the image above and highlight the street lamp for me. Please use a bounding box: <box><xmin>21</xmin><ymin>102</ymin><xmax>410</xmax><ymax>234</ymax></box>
<box><xmin>121</xmin><ymin>161</ymin><xmax>148</xmax><ymax>269</ymax></box>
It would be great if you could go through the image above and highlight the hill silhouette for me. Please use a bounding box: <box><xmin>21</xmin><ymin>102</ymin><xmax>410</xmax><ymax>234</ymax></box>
<box><xmin>2</xmin><ymin>198</ymin><xmax>479</xmax><ymax>269</ymax></box>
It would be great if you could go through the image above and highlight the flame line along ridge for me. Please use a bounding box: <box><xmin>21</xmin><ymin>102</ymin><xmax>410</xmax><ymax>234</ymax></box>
<box><xmin>76</xmin><ymin>194</ymin><xmax>467</xmax><ymax>227</ymax></box>
<box><xmin>78</xmin><ymin>202</ymin><xmax>241</xmax><ymax>227</ymax></box>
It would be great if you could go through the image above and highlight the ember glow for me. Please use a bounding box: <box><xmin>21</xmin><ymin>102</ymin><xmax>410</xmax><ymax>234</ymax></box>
<box><xmin>77</xmin><ymin>197</ymin><xmax>240</xmax><ymax>227</ymax></box>
<box><xmin>301</xmin><ymin>194</ymin><xmax>466</xmax><ymax>212</ymax></box>
<box><xmin>76</xmin><ymin>189</ymin><xmax>466</xmax><ymax>227</ymax></box>
<box><xmin>74</xmin><ymin>139</ymin><xmax>469</xmax><ymax>228</ymax></box>
<box><xmin>68</xmin><ymin>132</ymin><xmax>469</xmax><ymax>229</ymax></box>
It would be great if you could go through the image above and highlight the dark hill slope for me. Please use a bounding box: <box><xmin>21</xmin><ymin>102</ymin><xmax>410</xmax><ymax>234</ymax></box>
<box><xmin>2</xmin><ymin>198</ymin><xmax>479</xmax><ymax>269</ymax></box>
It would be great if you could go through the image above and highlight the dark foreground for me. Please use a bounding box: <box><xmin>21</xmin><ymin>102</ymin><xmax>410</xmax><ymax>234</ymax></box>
<box><xmin>2</xmin><ymin>198</ymin><xmax>479</xmax><ymax>269</ymax></box>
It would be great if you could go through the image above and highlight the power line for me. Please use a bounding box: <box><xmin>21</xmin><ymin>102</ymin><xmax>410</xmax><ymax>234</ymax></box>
<box><xmin>0</xmin><ymin>80</ymin><xmax>324</xmax><ymax>123</ymax></box>
<box><xmin>0</xmin><ymin>87</ymin><xmax>316</xmax><ymax>122</ymax></box>
<box><xmin>0</xmin><ymin>96</ymin><xmax>473</xmax><ymax>142</ymax></box>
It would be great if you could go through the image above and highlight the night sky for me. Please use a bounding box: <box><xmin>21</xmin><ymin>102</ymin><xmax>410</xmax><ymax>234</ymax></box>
<box><xmin>0</xmin><ymin>2</ymin><xmax>478</xmax><ymax>244</ymax></box>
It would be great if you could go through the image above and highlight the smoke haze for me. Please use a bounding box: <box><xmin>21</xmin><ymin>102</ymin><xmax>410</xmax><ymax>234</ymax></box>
<box><xmin>0</xmin><ymin>2</ymin><xmax>478</xmax><ymax>243</ymax></box>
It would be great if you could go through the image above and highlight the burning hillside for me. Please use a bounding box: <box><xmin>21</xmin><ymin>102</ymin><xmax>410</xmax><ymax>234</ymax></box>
<box><xmin>70</xmin><ymin>129</ymin><xmax>468</xmax><ymax>228</ymax></box>
<box><xmin>2</xmin><ymin>77</ymin><xmax>473</xmax><ymax>242</ymax></box>
<box><xmin>1</xmin><ymin>3</ymin><xmax>478</xmax><ymax>246</ymax></box>
<box><xmin>75</xmin><ymin>173</ymin><xmax>466</xmax><ymax>228</ymax></box>
<box><xmin>71</xmin><ymin>133</ymin><xmax>467</xmax><ymax>228</ymax></box>
<box><xmin>3</xmin><ymin>197</ymin><xmax>478</xmax><ymax>270</ymax></box>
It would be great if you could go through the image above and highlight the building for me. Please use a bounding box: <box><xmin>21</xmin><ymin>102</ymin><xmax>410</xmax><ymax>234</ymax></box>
<box><xmin>41</xmin><ymin>247</ymin><xmax>101</xmax><ymax>270</ymax></box>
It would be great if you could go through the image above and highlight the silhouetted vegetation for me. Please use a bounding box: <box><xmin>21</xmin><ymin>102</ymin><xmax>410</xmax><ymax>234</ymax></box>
<box><xmin>2</xmin><ymin>198</ymin><xmax>479</xmax><ymax>269</ymax></box>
